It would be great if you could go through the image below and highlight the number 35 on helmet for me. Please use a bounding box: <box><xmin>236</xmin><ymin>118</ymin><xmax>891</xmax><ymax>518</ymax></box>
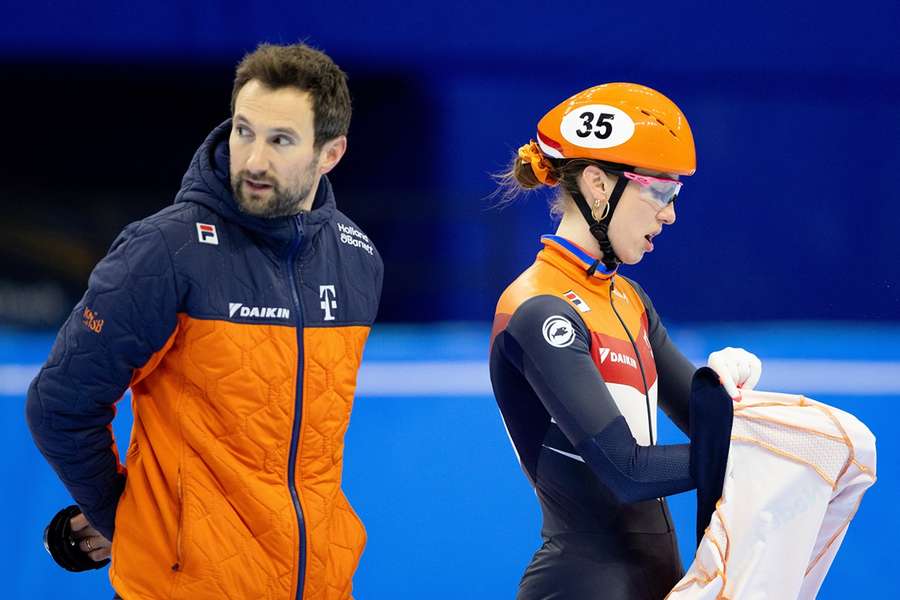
<box><xmin>535</xmin><ymin>83</ymin><xmax>696</xmax><ymax>176</ymax></box>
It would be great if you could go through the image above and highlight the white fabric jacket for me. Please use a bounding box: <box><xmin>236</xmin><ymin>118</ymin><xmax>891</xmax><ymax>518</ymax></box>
<box><xmin>668</xmin><ymin>390</ymin><xmax>877</xmax><ymax>600</ymax></box>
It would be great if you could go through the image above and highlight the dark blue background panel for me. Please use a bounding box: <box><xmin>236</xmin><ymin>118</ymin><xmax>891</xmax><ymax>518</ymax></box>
<box><xmin>6</xmin><ymin>1</ymin><xmax>900</xmax><ymax>77</ymax></box>
<box><xmin>2</xmin><ymin>1</ymin><xmax>899</xmax><ymax>323</ymax></box>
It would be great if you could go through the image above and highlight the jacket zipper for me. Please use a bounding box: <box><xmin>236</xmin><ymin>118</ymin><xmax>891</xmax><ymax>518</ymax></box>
<box><xmin>287</xmin><ymin>216</ymin><xmax>307</xmax><ymax>600</ymax></box>
<box><xmin>608</xmin><ymin>277</ymin><xmax>673</xmax><ymax>531</ymax></box>
<box><xmin>173</xmin><ymin>465</ymin><xmax>185</xmax><ymax>571</ymax></box>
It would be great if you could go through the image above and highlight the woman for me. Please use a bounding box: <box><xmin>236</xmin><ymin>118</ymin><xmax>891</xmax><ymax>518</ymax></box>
<box><xmin>489</xmin><ymin>83</ymin><xmax>762</xmax><ymax>599</ymax></box>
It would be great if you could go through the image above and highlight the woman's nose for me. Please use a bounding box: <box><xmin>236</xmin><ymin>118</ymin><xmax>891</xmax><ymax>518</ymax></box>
<box><xmin>658</xmin><ymin>202</ymin><xmax>676</xmax><ymax>225</ymax></box>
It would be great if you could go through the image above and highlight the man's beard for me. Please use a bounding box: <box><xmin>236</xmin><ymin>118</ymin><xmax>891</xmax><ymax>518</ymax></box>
<box><xmin>231</xmin><ymin>161</ymin><xmax>318</xmax><ymax>219</ymax></box>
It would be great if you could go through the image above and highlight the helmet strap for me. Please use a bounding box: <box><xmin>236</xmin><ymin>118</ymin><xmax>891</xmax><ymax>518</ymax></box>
<box><xmin>567</xmin><ymin>174</ymin><xmax>629</xmax><ymax>275</ymax></box>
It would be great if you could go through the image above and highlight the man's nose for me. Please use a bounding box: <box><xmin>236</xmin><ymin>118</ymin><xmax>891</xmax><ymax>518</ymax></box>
<box><xmin>245</xmin><ymin>141</ymin><xmax>269</xmax><ymax>173</ymax></box>
<box><xmin>658</xmin><ymin>202</ymin><xmax>676</xmax><ymax>225</ymax></box>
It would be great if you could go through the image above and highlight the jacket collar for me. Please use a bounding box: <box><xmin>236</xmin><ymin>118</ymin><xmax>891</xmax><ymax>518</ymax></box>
<box><xmin>539</xmin><ymin>234</ymin><xmax>618</xmax><ymax>283</ymax></box>
<box><xmin>174</xmin><ymin>119</ymin><xmax>336</xmax><ymax>256</ymax></box>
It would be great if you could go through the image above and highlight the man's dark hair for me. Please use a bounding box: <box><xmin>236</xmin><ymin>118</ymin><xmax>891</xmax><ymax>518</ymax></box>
<box><xmin>231</xmin><ymin>43</ymin><xmax>351</xmax><ymax>149</ymax></box>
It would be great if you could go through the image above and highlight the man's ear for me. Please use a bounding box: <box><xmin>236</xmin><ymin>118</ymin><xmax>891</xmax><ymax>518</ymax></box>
<box><xmin>317</xmin><ymin>136</ymin><xmax>348</xmax><ymax>175</ymax></box>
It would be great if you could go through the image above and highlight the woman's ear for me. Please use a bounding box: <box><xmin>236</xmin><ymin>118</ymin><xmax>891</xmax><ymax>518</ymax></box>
<box><xmin>580</xmin><ymin>165</ymin><xmax>612</xmax><ymax>203</ymax></box>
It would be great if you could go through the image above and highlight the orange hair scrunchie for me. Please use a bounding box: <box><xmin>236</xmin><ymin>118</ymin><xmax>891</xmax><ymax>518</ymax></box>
<box><xmin>517</xmin><ymin>140</ymin><xmax>559</xmax><ymax>186</ymax></box>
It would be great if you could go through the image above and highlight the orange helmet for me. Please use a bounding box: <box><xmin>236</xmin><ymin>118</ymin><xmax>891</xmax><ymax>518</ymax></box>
<box><xmin>535</xmin><ymin>83</ymin><xmax>696</xmax><ymax>175</ymax></box>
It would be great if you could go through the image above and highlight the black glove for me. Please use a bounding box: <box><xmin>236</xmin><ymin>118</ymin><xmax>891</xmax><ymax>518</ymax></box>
<box><xmin>43</xmin><ymin>505</ymin><xmax>110</xmax><ymax>572</ymax></box>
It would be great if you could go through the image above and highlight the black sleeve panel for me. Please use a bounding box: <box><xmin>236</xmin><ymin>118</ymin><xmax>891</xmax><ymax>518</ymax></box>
<box><xmin>501</xmin><ymin>295</ymin><xmax>694</xmax><ymax>503</ymax></box>
<box><xmin>504</xmin><ymin>295</ymin><xmax>618</xmax><ymax>440</ymax></box>
<box><xmin>626</xmin><ymin>278</ymin><xmax>695</xmax><ymax>436</ymax></box>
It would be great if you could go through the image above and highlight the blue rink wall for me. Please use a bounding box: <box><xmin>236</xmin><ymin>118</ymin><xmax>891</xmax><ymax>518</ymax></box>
<box><xmin>4</xmin><ymin>323</ymin><xmax>898</xmax><ymax>599</ymax></box>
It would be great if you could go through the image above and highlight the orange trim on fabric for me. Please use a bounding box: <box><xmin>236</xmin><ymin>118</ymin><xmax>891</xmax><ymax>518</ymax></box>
<box><xmin>733</xmin><ymin>412</ymin><xmax>848</xmax><ymax>444</ymax></box>
<box><xmin>671</xmin><ymin>397</ymin><xmax>875</xmax><ymax>599</ymax></box>
<box><xmin>735</xmin><ymin>399</ymin><xmax>854</xmax><ymax>489</ymax></box>
<box><xmin>734</xmin><ymin>399</ymin><xmax>877</xmax><ymax>486</ymax></box>
<box><xmin>812</xmin><ymin>402</ymin><xmax>863</xmax><ymax>486</ymax></box>
<box><xmin>713</xmin><ymin>500</ymin><xmax>731</xmax><ymax>599</ymax></box>
<box><xmin>665</xmin><ymin>498</ymin><xmax>731</xmax><ymax>599</ymax></box>
<box><xmin>730</xmin><ymin>435</ymin><xmax>838</xmax><ymax>487</ymax></box>
<box><xmin>851</xmin><ymin>458</ymin><xmax>876</xmax><ymax>476</ymax></box>
<box><xmin>804</xmin><ymin>489</ymin><xmax>868</xmax><ymax>576</ymax></box>
<box><xmin>734</xmin><ymin>393</ymin><xmax>813</xmax><ymax>412</ymax></box>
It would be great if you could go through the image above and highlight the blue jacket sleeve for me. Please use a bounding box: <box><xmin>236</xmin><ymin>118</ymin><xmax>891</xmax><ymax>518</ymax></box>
<box><xmin>25</xmin><ymin>220</ymin><xmax>179</xmax><ymax>539</ymax></box>
<box><xmin>502</xmin><ymin>295</ymin><xmax>694</xmax><ymax>504</ymax></box>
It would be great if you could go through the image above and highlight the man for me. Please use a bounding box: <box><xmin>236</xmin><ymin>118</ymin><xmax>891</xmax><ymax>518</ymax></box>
<box><xmin>26</xmin><ymin>43</ymin><xmax>383</xmax><ymax>599</ymax></box>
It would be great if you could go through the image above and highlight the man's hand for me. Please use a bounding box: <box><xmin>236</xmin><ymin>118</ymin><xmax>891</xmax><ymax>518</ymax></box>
<box><xmin>43</xmin><ymin>505</ymin><xmax>111</xmax><ymax>571</ymax></box>
<box><xmin>70</xmin><ymin>512</ymin><xmax>112</xmax><ymax>562</ymax></box>
<box><xmin>707</xmin><ymin>347</ymin><xmax>762</xmax><ymax>400</ymax></box>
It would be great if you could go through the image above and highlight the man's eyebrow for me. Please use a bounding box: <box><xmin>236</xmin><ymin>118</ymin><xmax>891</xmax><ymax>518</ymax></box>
<box><xmin>233</xmin><ymin>115</ymin><xmax>298</xmax><ymax>138</ymax></box>
<box><xmin>270</xmin><ymin>126</ymin><xmax>299</xmax><ymax>137</ymax></box>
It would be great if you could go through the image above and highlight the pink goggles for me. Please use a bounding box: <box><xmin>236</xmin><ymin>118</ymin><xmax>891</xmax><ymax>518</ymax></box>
<box><xmin>621</xmin><ymin>171</ymin><xmax>682</xmax><ymax>208</ymax></box>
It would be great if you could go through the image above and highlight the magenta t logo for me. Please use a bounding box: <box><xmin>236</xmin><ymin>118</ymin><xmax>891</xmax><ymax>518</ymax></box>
<box><xmin>319</xmin><ymin>285</ymin><xmax>337</xmax><ymax>321</ymax></box>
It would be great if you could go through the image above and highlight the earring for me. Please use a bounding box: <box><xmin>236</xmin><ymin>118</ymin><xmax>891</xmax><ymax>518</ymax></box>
<box><xmin>592</xmin><ymin>200</ymin><xmax>610</xmax><ymax>221</ymax></box>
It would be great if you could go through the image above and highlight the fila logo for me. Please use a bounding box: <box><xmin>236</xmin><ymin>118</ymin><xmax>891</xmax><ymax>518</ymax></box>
<box><xmin>196</xmin><ymin>223</ymin><xmax>219</xmax><ymax>245</ymax></box>
<box><xmin>563</xmin><ymin>290</ymin><xmax>591</xmax><ymax>313</ymax></box>
<box><xmin>228</xmin><ymin>302</ymin><xmax>290</xmax><ymax>319</ymax></box>
<box><xmin>597</xmin><ymin>347</ymin><xmax>638</xmax><ymax>369</ymax></box>
<box><xmin>319</xmin><ymin>285</ymin><xmax>337</xmax><ymax>321</ymax></box>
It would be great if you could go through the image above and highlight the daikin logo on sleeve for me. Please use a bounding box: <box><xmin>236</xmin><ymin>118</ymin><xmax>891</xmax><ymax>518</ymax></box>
<box><xmin>542</xmin><ymin>316</ymin><xmax>575</xmax><ymax>348</ymax></box>
<box><xmin>228</xmin><ymin>303</ymin><xmax>291</xmax><ymax>320</ymax></box>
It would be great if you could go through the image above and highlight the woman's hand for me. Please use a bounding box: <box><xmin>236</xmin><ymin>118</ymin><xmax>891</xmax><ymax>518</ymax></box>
<box><xmin>707</xmin><ymin>347</ymin><xmax>762</xmax><ymax>400</ymax></box>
